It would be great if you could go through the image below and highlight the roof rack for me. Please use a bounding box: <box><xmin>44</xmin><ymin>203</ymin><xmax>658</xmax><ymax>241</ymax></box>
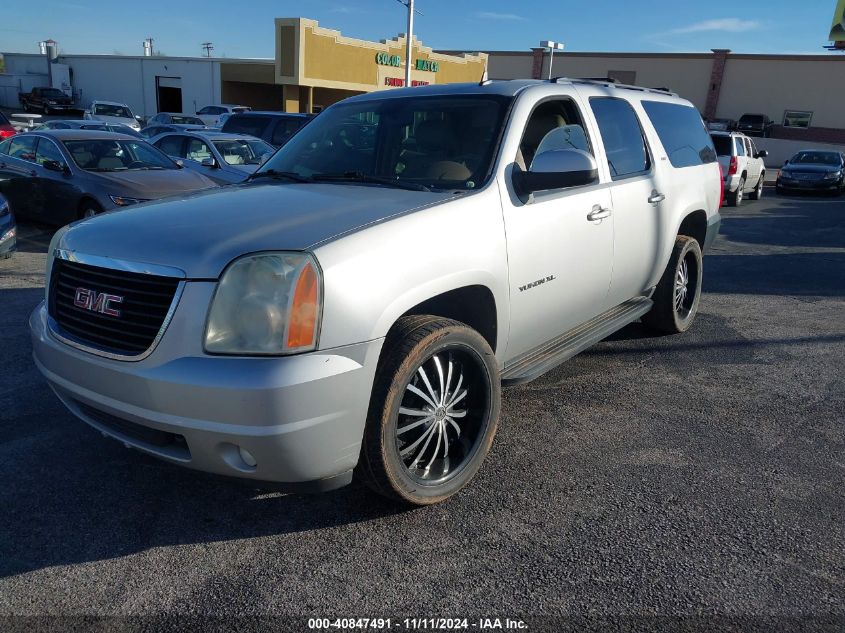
<box><xmin>552</xmin><ymin>76</ymin><xmax>677</xmax><ymax>97</ymax></box>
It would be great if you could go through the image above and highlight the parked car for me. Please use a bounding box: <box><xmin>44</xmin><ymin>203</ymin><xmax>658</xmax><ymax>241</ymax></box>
<box><xmin>736</xmin><ymin>113</ymin><xmax>773</xmax><ymax>138</ymax></box>
<box><xmin>35</xmin><ymin>119</ymin><xmax>144</xmax><ymax>138</ymax></box>
<box><xmin>84</xmin><ymin>100</ymin><xmax>143</xmax><ymax>132</ymax></box>
<box><xmin>19</xmin><ymin>87</ymin><xmax>75</xmax><ymax>114</ymax></box>
<box><xmin>0</xmin><ymin>193</ymin><xmax>15</xmax><ymax>259</ymax></box>
<box><xmin>706</xmin><ymin>118</ymin><xmax>734</xmax><ymax>132</ymax></box>
<box><xmin>0</xmin><ymin>112</ymin><xmax>16</xmax><ymax>140</ymax></box>
<box><xmin>147</xmin><ymin>113</ymin><xmax>206</xmax><ymax>126</ymax></box>
<box><xmin>151</xmin><ymin>130</ymin><xmax>274</xmax><ymax>185</ymax></box>
<box><xmin>221</xmin><ymin>111</ymin><xmax>314</xmax><ymax>148</ymax></box>
<box><xmin>710</xmin><ymin>131</ymin><xmax>767</xmax><ymax>206</ymax></box>
<box><xmin>28</xmin><ymin>79</ymin><xmax>721</xmax><ymax>504</ymax></box>
<box><xmin>0</xmin><ymin>130</ymin><xmax>216</xmax><ymax>225</ymax></box>
<box><xmin>776</xmin><ymin>150</ymin><xmax>845</xmax><ymax>195</ymax></box>
<box><xmin>139</xmin><ymin>124</ymin><xmax>208</xmax><ymax>139</ymax></box>
<box><xmin>196</xmin><ymin>104</ymin><xmax>251</xmax><ymax>127</ymax></box>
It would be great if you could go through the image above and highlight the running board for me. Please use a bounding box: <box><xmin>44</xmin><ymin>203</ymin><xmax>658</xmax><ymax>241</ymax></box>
<box><xmin>501</xmin><ymin>297</ymin><xmax>653</xmax><ymax>386</ymax></box>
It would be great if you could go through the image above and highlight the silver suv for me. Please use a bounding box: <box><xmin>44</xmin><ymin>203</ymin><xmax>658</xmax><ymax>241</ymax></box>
<box><xmin>711</xmin><ymin>131</ymin><xmax>768</xmax><ymax>206</ymax></box>
<box><xmin>31</xmin><ymin>79</ymin><xmax>722</xmax><ymax>505</ymax></box>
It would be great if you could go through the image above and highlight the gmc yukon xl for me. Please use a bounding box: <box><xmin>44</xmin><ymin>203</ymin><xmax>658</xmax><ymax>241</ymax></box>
<box><xmin>31</xmin><ymin>79</ymin><xmax>721</xmax><ymax>505</ymax></box>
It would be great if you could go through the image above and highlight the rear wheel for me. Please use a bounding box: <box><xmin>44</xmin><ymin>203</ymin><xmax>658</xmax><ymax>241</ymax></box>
<box><xmin>642</xmin><ymin>236</ymin><xmax>703</xmax><ymax>334</ymax></box>
<box><xmin>748</xmin><ymin>173</ymin><xmax>764</xmax><ymax>200</ymax></box>
<box><xmin>357</xmin><ymin>316</ymin><xmax>500</xmax><ymax>505</ymax></box>
<box><xmin>726</xmin><ymin>177</ymin><xmax>745</xmax><ymax>206</ymax></box>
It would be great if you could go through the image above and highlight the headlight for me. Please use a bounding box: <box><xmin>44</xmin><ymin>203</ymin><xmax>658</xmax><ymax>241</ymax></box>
<box><xmin>109</xmin><ymin>195</ymin><xmax>147</xmax><ymax>206</ymax></box>
<box><xmin>823</xmin><ymin>171</ymin><xmax>842</xmax><ymax>180</ymax></box>
<box><xmin>204</xmin><ymin>252</ymin><xmax>322</xmax><ymax>355</ymax></box>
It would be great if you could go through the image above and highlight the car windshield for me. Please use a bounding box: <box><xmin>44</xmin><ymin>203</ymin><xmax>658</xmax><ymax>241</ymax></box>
<box><xmin>790</xmin><ymin>152</ymin><xmax>842</xmax><ymax>166</ymax></box>
<box><xmin>739</xmin><ymin>115</ymin><xmax>763</xmax><ymax>123</ymax></box>
<box><xmin>171</xmin><ymin>115</ymin><xmax>204</xmax><ymax>125</ymax></box>
<box><xmin>212</xmin><ymin>138</ymin><xmax>274</xmax><ymax>165</ymax></box>
<box><xmin>42</xmin><ymin>89</ymin><xmax>65</xmax><ymax>98</ymax></box>
<box><xmin>62</xmin><ymin>139</ymin><xmax>176</xmax><ymax>171</ymax></box>
<box><xmin>94</xmin><ymin>104</ymin><xmax>133</xmax><ymax>118</ymax></box>
<box><xmin>257</xmin><ymin>95</ymin><xmax>512</xmax><ymax>191</ymax></box>
<box><xmin>223</xmin><ymin>115</ymin><xmax>270</xmax><ymax>137</ymax></box>
<box><xmin>710</xmin><ymin>135</ymin><xmax>733</xmax><ymax>156</ymax></box>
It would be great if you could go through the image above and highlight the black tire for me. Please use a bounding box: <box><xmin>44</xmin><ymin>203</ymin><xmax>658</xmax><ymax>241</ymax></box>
<box><xmin>748</xmin><ymin>173</ymin><xmax>764</xmax><ymax>200</ymax></box>
<box><xmin>642</xmin><ymin>236</ymin><xmax>703</xmax><ymax>334</ymax></box>
<box><xmin>726</xmin><ymin>177</ymin><xmax>745</xmax><ymax>206</ymax></box>
<box><xmin>78</xmin><ymin>199</ymin><xmax>102</xmax><ymax>220</ymax></box>
<box><xmin>357</xmin><ymin>315</ymin><xmax>501</xmax><ymax>505</ymax></box>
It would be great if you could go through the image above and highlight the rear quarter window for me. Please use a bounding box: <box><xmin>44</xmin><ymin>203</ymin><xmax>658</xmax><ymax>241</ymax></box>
<box><xmin>641</xmin><ymin>100</ymin><xmax>717</xmax><ymax>168</ymax></box>
<box><xmin>222</xmin><ymin>115</ymin><xmax>270</xmax><ymax>138</ymax></box>
<box><xmin>711</xmin><ymin>135</ymin><xmax>733</xmax><ymax>157</ymax></box>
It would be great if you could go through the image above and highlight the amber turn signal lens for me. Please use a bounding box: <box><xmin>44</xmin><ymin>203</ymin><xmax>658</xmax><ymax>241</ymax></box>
<box><xmin>287</xmin><ymin>262</ymin><xmax>319</xmax><ymax>348</ymax></box>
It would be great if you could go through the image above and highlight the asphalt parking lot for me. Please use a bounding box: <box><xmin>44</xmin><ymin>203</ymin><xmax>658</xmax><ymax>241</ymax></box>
<box><xmin>0</xmin><ymin>188</ymin><xmax>843</xmax><ymax>630</ymax></box>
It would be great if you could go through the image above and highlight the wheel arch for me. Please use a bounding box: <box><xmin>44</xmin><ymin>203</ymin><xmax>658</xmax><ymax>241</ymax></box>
<box><xmin>676</xmin><ymin>209</ymin><xmax>708</xmax><ymax>248</ymax></box>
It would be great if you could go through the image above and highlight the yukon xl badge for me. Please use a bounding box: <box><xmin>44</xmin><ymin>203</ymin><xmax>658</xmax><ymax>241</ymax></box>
<box><xmin>73</xmin><ymin>288</ymin><xmax>124</xmax><ymax>317</ymax></box>
<box><xmin>518</xmin><ymin>275</ymin><xmax>556</xmax><ymax>292</ymax></box>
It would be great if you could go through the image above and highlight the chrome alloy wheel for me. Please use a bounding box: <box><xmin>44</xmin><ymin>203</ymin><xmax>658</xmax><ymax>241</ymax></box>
<box><xmin>395</xmin><ymin>349</ymin><xmax>488</xmax><ymax>484</ymax></box>
<box><xmin>674</xmin><ymin>252</ymin><xmax>699</xmax><ymax>319</ymax></box>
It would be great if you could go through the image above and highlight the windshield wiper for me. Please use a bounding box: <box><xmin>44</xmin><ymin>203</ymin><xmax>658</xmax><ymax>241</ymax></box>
<box><xmin>311</xmin><ymin>171</ymin><xmax>431</xmax><ymax>192</ymax></box>
<box><xmin>248</xmin><ymin>169</ymin><xmax>312</xmax><ymax>183</ymax></box>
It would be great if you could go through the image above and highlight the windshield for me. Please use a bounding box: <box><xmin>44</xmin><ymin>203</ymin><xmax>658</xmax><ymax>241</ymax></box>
<box><xmin>63</xmin><ymin>139</ymin><xmax>176</xmax><ymax>171</ymax></box>
<box><xmin>171</xmin><ymin>115</ymin><xmax>204</xmax><ymax>125</ymax></box>
<box><xmin>257</xmin><ymin>95</ymin><xmax>511</xmax><ymax>191</ymax></box>
<box><xmin>790</xmin><ymin>152</ymin><xmax>842</xmax><ymax>166</ymax></box>
<box><xmin>212</xmin><ymin>138</ymin><xmax>274</xmax><ymax>165</ymax></box>
<box><xmin>94</xmin><ymin>104</ymin><xmax>133</xmax><ymax>118</ymax></box>
<box><xmin>42</xmin><ymin>89</ymin><xmax>66</xmax><ymax>98</ymax></box>
<box><xmin>711</xmin><ymin>135</ymin><xmax>733</xmax><ymax>156</ymax></box>
<box><xmin>739</xmin><ymin>115</ymin><xmax>763</xmax><ymax>123</ymax></box>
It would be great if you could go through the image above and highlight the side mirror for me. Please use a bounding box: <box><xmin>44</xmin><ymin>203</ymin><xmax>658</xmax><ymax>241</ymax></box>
<box><xmin>200</xmin><ymin>157</ymin><xmax>217</xmax><ymax>168</ymax></box>
<box><xmin>135</xmin><ymin>115</ymin><xmax>143</xmax><ymax>121</ymax></box>
<box><xmin>757</xmin><ymin>150</ymin><xmax>768</xmax><ymax>158</ymax></box>
<box><xmin>513</xmin><ymin>148</ymin><xmax>598</xmax><ymax>196</ymax></box>
<box><xmin>42</xmin><ymin>159</ymin><xmax>68</xmax><ymax>173</ymax></box>
<box><xmin>174</xmin><ymin>159</ymin><xmax>184</xmax><ymax>168</ymax></box>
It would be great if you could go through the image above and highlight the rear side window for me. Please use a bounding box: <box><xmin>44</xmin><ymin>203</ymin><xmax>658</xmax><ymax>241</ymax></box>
<box><xmin>222</xmin><ymin>115</ymin><xmax>270</xmax><ymax>138</ymax></box>
<box><xmin>7</xmin><ymin>136</ymin><xmax>37</xmax><ymax>162</ymax></box>
<box><xmin>735</xmin><ymin>138</ymin><xmax>746</xmax><ymax>157</ymax></box>
<box><xmin>641</xmin><ymin>100</ymin><xmax>717</xmax><ymax>168</ymax></box>
<box><xmin>589</xmin><ymin>97</ymin><xmax>650</xmax><ymax>179</ymax></box>
<box><xmin>156</xmin><ymin>136</ymin><xmax>185</xmax><ymax>158</ymax></box>
<box><xmin>711</xmin><ymin>135</ymin><xmax>733</xmax><ymax>156</ymax></box>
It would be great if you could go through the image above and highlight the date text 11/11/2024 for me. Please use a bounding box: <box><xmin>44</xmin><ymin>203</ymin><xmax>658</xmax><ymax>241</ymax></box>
<box><xmin>307</xmin><ymin>617</ymin><xmax>529</xmax><ymax>630</ymax></box>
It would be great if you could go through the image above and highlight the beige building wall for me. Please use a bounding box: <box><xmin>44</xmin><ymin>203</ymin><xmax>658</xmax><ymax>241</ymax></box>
<box><xmin>486</xmin><ymin>53</ymin><xmax>713</xmax><ymax>110</ymax></box>
<box><xmin>716</xmin><ymin>56</ymin><xmax>845</xmax><ymax>128</ymax></box>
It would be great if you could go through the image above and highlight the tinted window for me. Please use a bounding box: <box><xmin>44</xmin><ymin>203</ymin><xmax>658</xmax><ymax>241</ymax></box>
<box><xmin>156</xmin><ymin>135</ymin><xmax>185</xmax><ymax>157</ymax></box>
<box><xmin>734</xmin><ymin>138</ymin><xmax>746</xmax><ymax>157</ymax></box>
<box><xmin>641</xmin><ymin>101</ymin><xmax>716</xmax><ymax>168</ymax></box>
<box><xmin>140</xmin><ymin>126</ymin><xmax>165</xmax><ymax>139</ymax></box>
<box><xmin>589</xmin><ymin>97</ymin><xmax>649</xmax><ymax>178</ymax></box>
<box><xmin>35</xmin><ymin>138</ymin><xmax>64</xmax><ymax>166</ymax></box>
<box><xmin>791</xmin><ymin>151</ymin><xmax>842</xmax><ymax>165</ymax></box>
<box><xmin>711</xmin><ymin>135</ymin><xmax>733</xmax><ymax>156</ymax></box>
<box><xmin>739</xmin><ymin>114</ymin><xmax>763</xmax><ymax>123</ymax></box>
<box><xmin>170</xmin><ymin>115</ymin><xmax>204</xmax><ymax>125</ymax></box>
<box><xmin>271</xmin><ymin>119</ymin><xmax>305</xmax><ymax>146</ymax></box>
<box><xmin>223</xmin><ymin>115</ymin><xmax>271</xmax><ymax>138</ymax></box>
<box><xmin>0</xmin><ymin>111</ymin><xmax>10</xmax><ymax>126</ymax></box>
<box><xmin>7</xmin><ymin>136</ymin><xmax>37</xmax><ymax>162</ymax></box>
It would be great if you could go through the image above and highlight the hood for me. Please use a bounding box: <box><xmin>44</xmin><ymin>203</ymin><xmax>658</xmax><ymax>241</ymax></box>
<box><xmin>782</xmin><ymin>163</ymin><xmax>841</xmax><ymax>173</ymax></box>
<box><xmin>91</xmin><ymin>114</ymin><xmax>138</xmax><ymax>128</ymax></box>
<box><xmin>93</xmin><ymin>169</ymin><xmax>216</xmax><ymax>199</ymax></box>
<box><xmin>57</xmin><ymin>182</ymin><xmax>456</xmax><ymax>278</ymax></box>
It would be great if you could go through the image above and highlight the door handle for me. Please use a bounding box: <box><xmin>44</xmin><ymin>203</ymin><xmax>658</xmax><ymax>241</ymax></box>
<box><xmin>587</xmin><ymin>204</ymin><xmax>612</xmax><ymax>222</ymax></box>
<box><xmin>648</xmin><ymin>191</ymin><xmax>665</xmax><ymax>204</ymax></box>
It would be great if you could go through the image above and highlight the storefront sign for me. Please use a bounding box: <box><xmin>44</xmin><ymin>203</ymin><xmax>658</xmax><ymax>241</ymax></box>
<box><xmin>376</xmin><ymin>52</ymin><xmax>402</xmax><ymax>67</ymax></box>
<box><xmin>415</xmin><ymin>59</ymin><xmax>439</xmax><ymax>73</ymax></box>
<box><xmin>385</xmin><ymin>77</ymin><xmax>430</xmax><ymax>87</ymax></box>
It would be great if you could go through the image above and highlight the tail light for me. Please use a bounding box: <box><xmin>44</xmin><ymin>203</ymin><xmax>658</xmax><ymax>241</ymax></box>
<box><xmin>718</xmin><ymin>164</ymin><xmax>725</xmax><ymax>208</ymax></box>
<box><xmin>727</xmin><ymin>156</ymin><xmax>738</xmax><ymax>176</ymax></box>
<box><xmin>0</xmin><ymin>125</ymin><xmax>16</xmax><ymax>139</ymax></box>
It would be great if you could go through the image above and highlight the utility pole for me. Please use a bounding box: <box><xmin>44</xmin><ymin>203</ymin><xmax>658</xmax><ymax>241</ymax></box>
<box><xmin>202</xmin><ymin>42</ymin><xmax>214</xmax><ymax>57</ymax></box>
<box><xmin>404</xmin><ymin>0</ymin><xmax>414</xmax><ymax>86</ymax></box>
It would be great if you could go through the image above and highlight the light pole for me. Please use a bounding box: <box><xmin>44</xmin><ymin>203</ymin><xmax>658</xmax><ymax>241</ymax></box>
<box><xmin>395</xmin><ymin>0</ymin><xmax>423</xmax><ymax>86</ymax></box>
<box><xmin>540</xmin><ymin>40</ymin><xmax>565</xmax><ymax>80</ymax></box>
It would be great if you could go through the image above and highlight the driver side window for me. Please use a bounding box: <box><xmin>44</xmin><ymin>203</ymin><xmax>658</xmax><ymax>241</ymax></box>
<box><xmin>35</xmin><ymin>138</ymin><xmax>64</xmax><ymax>166</ymax></box>
<box><xmin>517</xmin><ymin>99</ymin><xmax>593</xmax><ymax>172</ymax></box>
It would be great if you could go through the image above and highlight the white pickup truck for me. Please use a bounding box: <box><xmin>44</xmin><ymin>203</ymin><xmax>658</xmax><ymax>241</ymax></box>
<box><xmin>31</xmin><ymin>79</ymin><xmax>721</xmax><ymax>504</ymax></box>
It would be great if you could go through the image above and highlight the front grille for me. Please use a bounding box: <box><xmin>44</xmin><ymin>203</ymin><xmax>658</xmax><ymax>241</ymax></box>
<box><xmin>48</xmin><ymin>258</ymin><xmax>180</xmax><ymax>357</ymax></box>
<box><xmin>75</xmin><ymin>400</ymin><xmax>190</xmax><ymax>458</ymax></box>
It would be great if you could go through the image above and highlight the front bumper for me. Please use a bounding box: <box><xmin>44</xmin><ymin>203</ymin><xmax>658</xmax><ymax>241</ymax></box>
<box><xmin>30</xmin><ymin>290</ymin><xmax>383</xmax><ymax>491</ymax></box>
<box><xmin>777</xmin><ymin>176</ymin><xmax>842</xmax><ymax>191</ymax></box>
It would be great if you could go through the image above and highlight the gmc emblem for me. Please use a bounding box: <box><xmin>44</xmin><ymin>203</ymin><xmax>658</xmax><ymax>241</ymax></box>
<box><xmin>73</xmin><ymin>288</ymin><xmax>123</xmax><ymax>317</ymax></box>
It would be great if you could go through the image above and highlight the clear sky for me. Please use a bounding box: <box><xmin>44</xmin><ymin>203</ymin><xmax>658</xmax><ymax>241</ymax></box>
<box><xmin>3</xmin><ymin>0</ymin><xmax>841</xmax><ymax>58</ymax></box>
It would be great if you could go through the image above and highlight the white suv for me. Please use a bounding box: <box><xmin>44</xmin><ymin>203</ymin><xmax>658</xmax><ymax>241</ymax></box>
<box><xmin>711</xmin><ymin>131</ymin><xmax>768</xmax><ymax>206</ymax></box>
<box><xmin>31</xmin><ymin>79</ymin><xmax>722</xmax><ymax>505</ymax></box>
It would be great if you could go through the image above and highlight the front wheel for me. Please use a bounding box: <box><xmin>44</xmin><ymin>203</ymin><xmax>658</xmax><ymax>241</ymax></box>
<box><xmin>642</xmin><ymin>236</ymin><xmax>703</xmax><ymax>334</ymax></box>
<box><xmin>357</xmin><ymin>316</ymin><xmax>501</xmax><ymax>505</ymax></box>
